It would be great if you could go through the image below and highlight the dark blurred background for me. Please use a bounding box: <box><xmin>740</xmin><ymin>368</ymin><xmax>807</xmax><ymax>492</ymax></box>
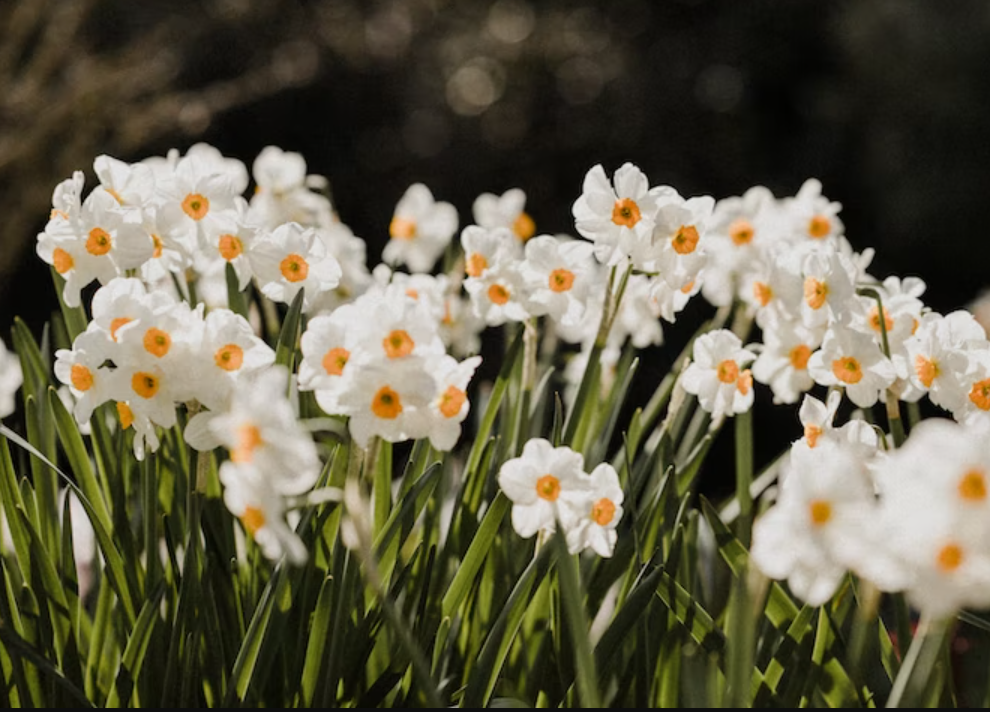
<box><xmin>2</xmin><ymin>0</ymin><xmax>990</xmax><ymax>476</ymax></box>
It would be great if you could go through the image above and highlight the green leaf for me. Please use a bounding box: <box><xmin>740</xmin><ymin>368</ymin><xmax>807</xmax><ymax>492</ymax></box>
<box><xmin>104</xmin><ymin>582</ymin><xmax>165</xmax><ymax>707</ymax></box>
<box><xmin>552</xmin><ymin>534</ymin><xmax>600</xmax><ymax>708</ymax></box>
<box><xmin>225</xmin><ymin>261</ymin><xmax>249</xmax><ymax>319</ymax></box>
<box><xmin>440</xmin><ymin>490</ymin><xmax>510</xmax><ymax>619</ymax></box>
<box><xmin>274</xmin><ymin>287</ymin><xmax>305</xmax><ymax>371</ymax></box>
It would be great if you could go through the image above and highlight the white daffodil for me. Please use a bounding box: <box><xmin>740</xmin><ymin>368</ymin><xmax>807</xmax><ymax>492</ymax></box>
<box><xmin>298</xmin><ymin>304</ymin><xmax>362</xmax><ymax>415</ymax></box>
<box><xmin>114</xmin><ymin>400</ymin><xmax>162</xmax><ymax>461</ymax></box>
<box><xmin>799</xmin><ymin>245</ymin><xmax>857</xmax><ymax>330</ymax></box>
<box><xmin>562</xmin><ymin>462</ymin><xmax>624</xmax><ymax>558</ymax></box>
<box><xmin>201</xmin><ymin>197</ymin><xmax>260</xmax><ymax>292</ymax></box>
<box><xmin>904</xmin><ymin>310</ymin><xmax>987</xmax><ymax>414</ymax></box>
<box><xmin>750</xmin><ymin>438</ymin><xmax>878</xmax><ymax>607</ymax></box>
<box><xmin>807</xmin><ymin>324</ymin><xmax>896</xmax><ymax>409</ymax></box>
<box><xmin>437</xmin><ymin>292</ymin><xmax>485</xmax><ymax>358</ymax></box>
<box><xmin>348</xmin><ymin>286</ymin><xmax>447</xmax><ymax>364</ymax></box>
<box><xmin>572</xmin><ymin>163</ymin><xmax>659</xmax><ymax>268</ymax></box>
<box><xmin>796</xmin><ymin>390</ymin><xmax>843</xmax><ymax>449</ymax></box>
<box><xmin>464</xmin><ymin>263</ymin><xmax>532</xmax><ymax>327</ymax></box>
<box><xmin>90</xmin><ymin>277</ymin><xmax>174</xmax><ymax>342</ymax></box>
<box><xmin>460</xmin><ymin>224</ymin><xmax>517</xmax><ymax>281</ymax></box>
<box><xmin>497</xmin><ymin>438</ymin><xmax>591</xmax><ymax>539</ymax></box>
<box><xmin>643</xmin><ymin>190</ymin><xmax>714</xmax><ymax>290</ymax></box>
<box><xmin>783</xmin><ymin>178</ymin><xmax>844</xmax><ymax>244</ymax></box>
<box><xmin>190</xmin><ymin>308</ymin><xmax>275</xmax><ymax>411</ymax></box>
<box><xmin>521</xmin><ymin>234</ymin><xmax>597</xmax><ymax>327</ymax></box>
<box><xmin>248</xmin><ymin>145</ymin><xmax>334</xmax><ymax>230</ymax></box>
<box><xmin>94</xmin><ymin>154</ymin><xmax>156</xmax><ymax>210</ymax></box>
<box><xmin>53</xmin><ymin>325</ymin><xmax>116</xmax><ymax>424</ymax></box>
<box><xmin>680</xmin><ymin>329</ymin><xmax>758</xmax><ymax>421</ymax></box>
<box><xmin>250</xmin><ymin>221</ymin><xmax>342</xmax><ymax>313</ymax></box>
<box><xmin>751</xmin><ymin>317</ymin><xmax>822</xmax><ymax>405</ymax></box>
<box><xmin>426</xmin><ymin>354</ymin><xmax>482</xmax><ymax>451</ymax></box>
<box><xmin>382</xmin><ymin>183</ymin><xmax>458</xmax><ymax>273</ymax></box>
<box><xmin>472</xmin><ymin>187</ymin><xmax>535</xmax><ymax>246</ymax></box>
<box><xmin>307</xmin><ymin>221</ymin><xmax>374</xmax><ymax>313</ymax></box>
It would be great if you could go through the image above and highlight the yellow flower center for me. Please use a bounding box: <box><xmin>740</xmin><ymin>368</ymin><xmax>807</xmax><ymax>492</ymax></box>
<box><xmin>383</xmin><ymin>329</ymin><xmax>415</xmax><ymax>359</ymax></box>
<box><xmin>803</xmin><ymin>277</ymin><xmax>828</xmax><ymax>310</ymax></box>
<box><xmin>969</xmin><ymin>378</ymin><xmax>990</xmax><ymax>411</ymax></box>
<box><xmin>789</xmin><ymin>344</ymin><xmax>812</xmax><ymax>370</ymax></box>
<box><xmin>241</xmin><ymin>505</ymin><xmax>266</xmax><ymax>535</ymax></box>
<box><xmin>214</xmin><ymin>344</ymin><xmax>244</xmax><ymax>371</ymax></box>
<box><xmin>808</xmin><ymin>214</ymin><xmax>831</xmax><ymax>239</ymax></box>
<box><xmin>513</xmin><ymin>211</ymin><xmax>536</xmax><ymax>241</ymax></box>
<box><xmin>86</xmin><ymin>227</ymin><xmax>112</xmax><ymax>256</ymax></box>
<box><xmin>70</xmin><ymin>363</ymin><xmax>94</xmax><ymax>392</ymax></box>
<box><xmin>804</xmin><ymin>424</ymin><xmax>822</xmax><ymax>448</ymax></box>
<box><xmin>151</xmin><ymin>234</ymin><xmax>164</xmax><ymax>259</ymax></box>
<box><xmin>131</xmin><ymin>371</ymin><xmax>159</xmax><ymax>399</ymax></box>
<box><xmin>110</xmin><ymin>317</ymin><xmax>132</xmax><ymax>341</ymax></box>
<box><xmin>831</xmin><ymin>357</ymin><xmax>863</xmax><ymax>385</ymax></box>
<box><xmin>143</xmin><ymin>328</ymin><xmax>171</xmax><ymax>358</ymax></box>
<box><xmin>915</xmin><ymin>355</ymin><xmax>939</xmax><ymax>388</ymax></box>
<box><xmin>591</xmin><ymin>497</ymin><xmax>616</xmax><ymax>526</ymax></box>
<box><xmin>280</xmin><ymin>253</ymin><xmax>309</xmax><ymax>282</ymax></box>
<box><xmin>671</xmin><ymin>225</ymin><xmax>700</xmax><ymax>255</ymax></box>
<box><xmin>753</xmin><ymin>281</ymin><xmax>773</xmax><ymax>307</ymax></box>
<box><xmin>959</xmin><ymin>468</ymin><xmax>987</xmax><ymax>502</ymax></box>
<box><xmin>716</xmin><ymin>359</ymin><xmax>739</xmax><ymax>384</ymax></box>
<box><xmin>233</xmin><ymin>424</ymin><xmax>262</xmax><ymax>463</ymax></box>
<box><xmin>53</xmin><ymin>247</ymin><xmax>74</xmax><ymax>274</ymax></box>
<box><xmin>809</xmin><ymin>499</ymin><xmax>832</xmax><ymax>526</ymax></box>
<box><xmin>548</xmin><ymin>268</ymin><xmax>575</xmax><ymax>293</ymax></box>
<box><xmin>439</xmin><ymin>385</ymin><xmax>466</xmax><ymax>418</ymax></box>
<box><xmin>611</xmin><ymin>198</ymin><xmax>641</xmax><ymax>228</ymax></box>
<box><xmin>372</xmin><ymin>386</ymin><xmax>403</xmax><ymax>419</ymax></box>
<box><xmin>536</xmin><ymin>474</ymin><xmax>560</xmax><ymax>501</ymax></box>
<box><xmin>868</xmin><ymin>305</ymin><xmax>893</xmax><ymax>334</ymax></box>
<box><xmin>389</xmin><ymin>217</ymin><xmax>416</xmax><ymax>240</ymax></box>
<box><xmin>116</xmin><ymin>401</ymin><xmax>134</xmax><ymax>430</ymax></box>
<box><xmin>219</xmin><ymin>234</ymin><xmax>243</xmax><ymax>261</ymax></box>
<box><xmin>182</xmin><ymin>193</ymin><xmax>210</xmax><ymax>221</ymax></box>
<box><xmin>488</xmin><ymin>284</ymin><xmax>510</xmax><ymax>305</ymax></box>
<box><xmin>937</xmin><ymin>542</ymin><xmax>964</xmax><ymax>573</ymax></box>
<box><xmin>728</xmin><ymin>218</ymin><xmax>755</xmax><ymax>246</ymax></box>
<box><xmin>466</xmin><ymin>253</ymin><xmax>488</xmax><ymax>278</ymax></box>
<box><xmin>736</xmin><ymin>369</ymin><xmax>752</xmax><ymax>396</ymax></box>
<box><xmin>322</xmin><ymin>347</ymin><xmax>350</xmax><ymax>376</ymax></box>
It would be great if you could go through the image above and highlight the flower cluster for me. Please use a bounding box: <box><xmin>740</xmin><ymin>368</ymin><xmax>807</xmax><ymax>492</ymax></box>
<box><xmin>497</xmin><ymin>438</ymin><xmax>624</xmax><ymax>557</ymax></box>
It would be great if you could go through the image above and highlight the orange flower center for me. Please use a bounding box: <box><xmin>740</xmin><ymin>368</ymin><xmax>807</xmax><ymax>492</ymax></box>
<box><xmin>116</xmin><ymin>402</ymin><xmax>134</xmax><ymax>430</ymax></box>
<box><xmin>736</xmin><ymin>369</ymin><xmax>752</xmax><ymax>395</ymax></box>
<box><xmin>959</xmin><ymin>468</ymin><xmax>988</xmax><ymax>502</ymax></box>
<box><xmin>789</xmin><ymin>344</ymin><xmax>812</xmax><ymax>370</ymax></box>
<box><xmin>439</xmin><ymin>385</ymin><xmax>467</xmax><ymax>418</ymax></box>
<box><xmin>131</xmin><ymin>371</ymin><xmax>159</xmax><ymax>399</ymax></box>
<box><xmin>969</xmin><ymin>378</ymin><xmax>990</xmax><ymax>411</ymax></box>
<box><xmin>809</xmin><ymin>499</ymin><xmax>832</xmax><ymax>526</ymax></box>
<box><xmin>671</xmin><ymin>225</ymin><xmax>700</xmax><ymax>255</ymax></box>
<box><xmin>716</xmin><ymin>359</ymin><xmax>739</xmax><ymax>384</ymax></box>
<box><xmin>110</xmin><ymin>317</ymin><xmax>132</xmax><ymax>341</ymax></box>
<box><xmin>389</xmin><ymin>217</ymin><xmax>417</xmax><ymax>240</ymax></box>
<box><xmin>728</xmin><ymin>218</ymin><xmax>755</xmax><ymax>246</ymax></box>
<box><xmin>86</xmin><ymin>227</ymin><xmax>112</xmax><ymax>256</ymax></box>
<box><xmin>915</xmin><ymin>355</ymin><xmax>939</xmax><ymax>388</ymax></box>
<box><xmin>70</xmin><ymin>363</ymin><xmax>94</xmax><ymax>391</ymax></box>
<box><xmin>804</xmin><ymin>424</ymin><xmax>822</xmax><ymax>448</ymax></box>
<box><xmin>513</xmin><ymin>211</ymin><xmax>536</xmax><ymax>241</ymax></box>
<box><xmin>803</xmin><ymin>277</ymin><xmax>828</xmax><ymax>310</ymax></box>
<box><xmin>143</xmin><ymin>328</ymin><xmax>171</xmax><ymax>358</ymax></box>
<box><xmin>53</xmin><ymin>247</ymin><xmax>74</xmax><ymax>274</ymax></box>
<box><xmin>831</xmin><ymin>357</ymin><xmax>863</xmax><ymax>385</ymax></box>
<box><xmin>466</xmin><ymin>253</ymin><xmax>488</xmax><ymax>277</ymax></box>
<box><xmin>151</xmin><ymin>234</ymin><xmax>164</xmax><ymax>259</ymax></box>
<box><xmin>611</xmin><ymin>198</ymin><xmax>641</xmax><ymax>228</ymax></box>
<box><xmin>233</xmin><ymin>424</ymin><xmax>263</xmax><ymax>463</ymax></box>
<box><xmin>488</xmin><ymin>284</ymin><xmax>510</xmax><ymax>305</ymax></box>
<box><xmin>591</xmin><ymin>497</ymin><xmax>616</xmax><ymax>526</ymax></box>
<box><xmin>753</xmin><ymin>281</ymin><xmax>773</xmax><ymax>307</ymax></box>
<box><xmin>280</xmin><ymin>253</ymin><xmax>309</xmax><ymax>282</ymax></box>
<box><xmin>406</xmin><ymin>288</ymin><xmax>419</xmax><ymax>300</ymax></box>
<box><xmin>808</xmin><ymin>214</ymin><xmax>831</xmax><ymax>239</ymax></box>
<box><xmin>383</xmin><ymin>329</ymin><xmax>415</xmax><ymax>359</ymax></box>
<box><xmin>372</xmin><ymin>386</ymin><xmax>403</xmax><ymax>419</ymax></box>
<box><xmin>214</xmin><ymin>344</ymin><xmax>244</xmax><ymax>371</ymax></box>
<box><xmin>548</xmin><ymin>268</ymin><xmax>575</xmax><ymax>293</ymax></box>
<box><xmin>182</xmin><ymin>193</ymin><xmax>210</xmax><ymax>221</ymax></box>
<box><xmin>868</xmin><ymin>305</ymin><xmax>893</xmax><ymax>334</ymax></box>
<box><xmin>936</xmin><ymin>542</ymin><xmax>964</xmax><ymax>573</ymax></box>
<box><xmin>241</xmin><ymin>506</ymin><xmax>266</xmax><ymax>535</ymax></box>
<box><xmin>536</xmin><ymin>474</ymin><xmax>560</xmax><ymax>501</ymax></box>
<box><xmin>322</xmin><ymin>347</ymin><xmax>350</xmax><ymax>376</ymax></box>
<box><xmin>219</xmin><ymin>234</ymin><xmax>243</xmax><ymax>261</ymax></box>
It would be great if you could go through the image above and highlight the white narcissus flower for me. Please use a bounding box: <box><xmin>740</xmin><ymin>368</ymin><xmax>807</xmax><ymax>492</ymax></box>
<box><xmin>94</xmin><ymin>154</ymin><xmax>156</xmax><ymax>210</ymax></box>
<box><xmin>337</xmin><ymin>358</ymin><xmax>437</xmax><ymax>448</ymax></box>
<box><xmin>460</xmin><ymin>225</ymin><xmax>517</xmax><ymax>280</ymax></box>
<box><xmin>90</xmin><ymin>276</ymin><xmax>175</xmax><ymax>342</ymax></box>
<box><xmin>572</xmin><ymin>163</ymin><xmax>659</xmax><ymax>268</ymax></box>
<box><xmin>250</xmin><ymin>221</ymin><xmax>342</xmax><ymax>313</ymax></box>
<box><xmin>249</xmin><ymin>145</ymin><xmax>334</xmax><ymax>230</ymax></box>
<box><xmin>807</xmin><ymin>325</ymin><xmax>896</xmax><ymax>409</ymax></box>
<box><xmin>799</xmin><ymin>246</ymin><xmax>856</xmax><ymax>330</ymax></box>
<box><xmin>497</xmin><ymin>438</ymin><xmax>591</xmax><ymax>539</ymax></box>
<box><xmin>563</xmin><ymin>462</ymin><xmax>624</xmax><ymax>558</ymax></box>
<box><xmin>796</xmin><ymin>390</ymin><xmax>843</xmax><ymax>449</ymax></box>
<box><xmin>427</xmin><ymin>354</ymin><xmax>482</xmax><ymax>452</ymax></box>
<box><xmin>464</xmin><ymin>263</ymin><xmax>532</xmax><ymax>327</ymax></box>
<box><xmin>521</xmin><ymin>234</ymin><xmax>597</xmax><ymax>328</ymax></box>
<box><xmin>382</xmin><ymin>183</ymin><xmax>459</xmax><ymax>273</ymax></box>
<box><xmin>190</xmin><ymin>308</ymin><xmax>275</xmax><ymax>412</ymax></box>
<box><xmin>784</xmin><ymin>178</ymin><xmax>844</xmax><ymax>244</ymax></box>
<box><xmin>348</xmin><ymin>286</ymin><xmax>447</xmax><ymax>364</ymax></box>
<box><xmin>202</xmin><ymin>198</ymin><xmax>260</xmax><ymax>292</ymax></box>
<box><xmin>472</xmin><ymin>187</ymin><xmax>535</xmax><ymax>246</ymax></box>
<box><xmin>53</xmin><ymin>325</ymin><xmax>116</xmax><ymax>424</ymax></box>
<box><xmin>643</xmin><ymin>190</ymin><xmax>715</xmax><ymax>291</ymax></box>
<box><xmin>0</xmin><ymin>336</ymin><xmax>23</xmax><ymax>419</ymax></box>
<box><xmin>680</xmin><ymin>329</ymin><xmax>758</xmax><ymax>421</ymax></box>
<box><xmin>298</xmin><ymin>304</ymin><xmax>362</xmax><ymax>415</ymax></box>
<box><xmin>750</xmin><ymin>439</ymin><xmax>877</xmax><ymax>607</ymax></box>
<box><xmin>114</xmin><ymin>401</ymin><xmax>161</xmax><ymax>461</ymax></box>
<box><xmin>751</xmin><ymin>318</ymin><xmax>822</xmax><ymax>405</ymax></box>
<box><xmin>904</xmin><ymin>310</ymin><xmax>987</xmax><ymax>414</ymax></box>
